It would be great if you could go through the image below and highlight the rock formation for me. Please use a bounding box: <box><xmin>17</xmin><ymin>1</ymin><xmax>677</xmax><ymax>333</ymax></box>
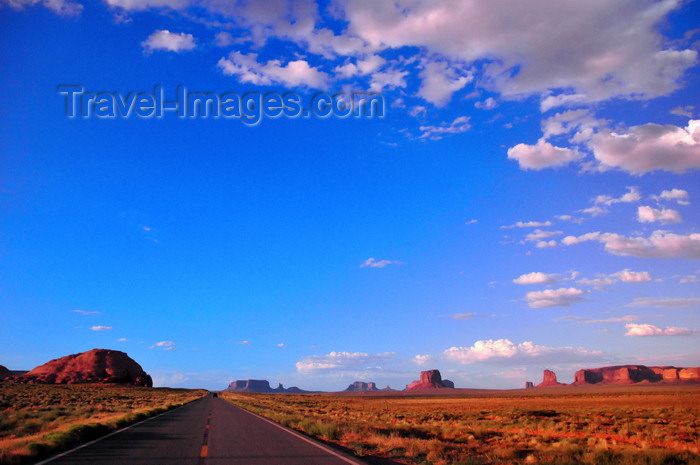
<box><xmin>406</xmin><ymin>369</ymin><xmax>454</xmax><ymax>390</ymax></box>
<box><xmin>8</xmin><ymin>349</ymin><xmax>152</xmax><ymax>386</ymax></box>
<box><xmin>536</xmin><ymin>369</ymin><xmax>565</xmax><ymax>387</ymax></box>
<box><xmin>525</xmin><ymin>381</ymin><xmax>534</xmax><ymax>389</ymax></box>
<box><xmin>573</xmin><ymin>365</ymin><xmax>700</xmax><ymax>385</ymax></box>
<box><xmin>345</xmin><ymin>381</ymin><xmax>379</xmax><ymax>392</ymax></box>
<box><xmin>224</xmin><ymin>379</ymin><xmax>311</xmax><ymax>393</ymax></box>
<box><xmin>0</xmin><ymin>365</ymin><xmax>11</xmax><ymax>379</ymax></box>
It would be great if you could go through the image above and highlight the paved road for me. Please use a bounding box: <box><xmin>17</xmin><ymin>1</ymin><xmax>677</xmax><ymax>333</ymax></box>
<box><xmin>36</xmin><ymin>395</ymin><xmax>364</xmax><ymax>465</ymax></box>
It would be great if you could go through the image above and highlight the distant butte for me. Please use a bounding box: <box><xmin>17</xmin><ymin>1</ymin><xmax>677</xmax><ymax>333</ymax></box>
<box><xmin>532</xmin><ymin>365</ymin><xmax>700</xmax><ymax>387</ymax></box>
<box><xmin>406</xmin><ymin>369</ymin><xmax>454</xmax><ymax>390</ymax></box>
<box><xmin>6</xmin><ymin>349</ymin><xmax>152</xmax><ymax>387</ymax></box>
<box><xmin>224</xmin><ymin>379</ymin><xmax>313</xmax><ymax>393</ymax></box>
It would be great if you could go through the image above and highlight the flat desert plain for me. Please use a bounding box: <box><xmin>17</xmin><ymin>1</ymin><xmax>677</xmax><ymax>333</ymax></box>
<box><xmin>222</xmin><ymin>385</ymin><xmax>700</xmax><ymax>465</ymax></box>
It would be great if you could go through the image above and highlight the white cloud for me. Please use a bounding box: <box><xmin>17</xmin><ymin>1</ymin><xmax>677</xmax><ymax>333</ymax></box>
<box><xmin>475</xmin><ymin>97</ymin><xmax>497</xmax><ymax>110</ymax></box>
<box><xmin>118</xmin><ymin>338</ymin><xmax>128</xmax><ymax>342</ymax></box>
<box><xmin>417</xmin><ymin>61</ymin><xmax>471</xmax><ymax>107</ymax></box>
<box><xmin>104</xmin><ymin>0</ymin><xmax>189</xmax><ymax>11</ymax></box>
<box><xmin>591</xmin><ymin>120</ymin><xmax>700</xmax><ymax>174</ymax></box>
<box><xmin>277</xmin><ymin>343</ymin><xmax>287</xmax><ymax>347</ymax></box>
<box><xmin>513</xmin><ymin>272</ymin><xmax>556</xmax><ymax>285</ymax></box>
<box><xmin>214</xmin><ymin>31</ymin><xmax>235</xmax><ymax>47</ymax></box>
<box><xmin>141</xmin><ymin>30</ymin><xmax>196</xmax><ymax>53</ymax></box>
<box><xmin>680</xmin><ymin>275</ymin><xmax>700</xmax><ymax>284</ymax></box>
<box><xmin>501</xmin><ymin>221</ymin><xmax>553</xmax><ymax>229</ymax></box>
<box><xmin>624</xmin><ymin>323</ymin><xmax>696</xmax><ymax>337</ymax></box>
<box><xmin>465</xmin><ymin>219</ymin><xmax>478</xmax><ymax>225</ymax></box>
<box><xmin>237</xmin><ymin>340</ymin><xmax>251</xmax><ymax>345</ymax></box>
<box><xmin>340</xmin><ymin>0</ymin><xmax>696</xmax><ymax>104</ymax></box>
<box><xmin>653</xmin><ymin>188</ymin><xmax>690</xmax><ymax>205</ymax></box>
<box><xmin>418</xmin><ymin>116</ymin><xmax>471</xmax><ymax>140</ymax></box>
<box><xmin>563</xmin><ymin>315</ymin><xmax>639</xmax><ymax>324</ymax></box>
<box><xmin>507</xmin><ymin>139</ymin><xmax>582</xmax><ymax>170</ymax></box>
<box><xmin>90</xmin><ymin>325</ymin><xmax>113</xmax><ymax>331</ymax></box>
<box><xmin>637</xmin><ymin>206</ymin><xmax>682</xmax><ymax>224</ymax></box>
<box><xmin>360</xmin><ymin>257</ymin><xmax>402</xmax><ymax>268</ymax></box>
<box><xmin>150</xmin><ymin>341</ymin><xmax>175</xmax><ymax>349</ymax></box>
<box><xmin>218</xmin><ymin>51</ymin><xmax>330</xmax><ymax>89</ymax></box>
<box><xmin>5</xmin><ymin>0</ymin><xmax>83</xmax><ymax>16</ymax></box>
<box><xmin>412</xmin><ymin>354</ymin><xmax>434</xmax><ymax>366</ymax></box>
<box><xmin>562</xmin><ymin>230</ymin><xmax>700</xmax><ymax>259</ymax></box>
<box><xmin>73</xmin><ymin>309</ymin><xmax>100</xmax><ymax>315</ymax></box>
<box><xmin>295</xmin><ymin>351</ymin><xmax>395</xmax><ymax>373</ymax></box>
<box><xmin>670</xmin><ymin>106</ymin><xmax>694</xmax><ymax>118</ymax></box>
<box><xmin>627</xmin><ymin>297</ymin><xmax>700</xmax><ymax>308</ymax></box>
<box><xmin>442</xmin><ymin>339</ymin><xmax>602</xmax><ymax>364</ymax></box>
<box><xmin>525</xmin><ymin>287</ymin><xmax>585</xmax><ymax>308</ymax></box>
<box><xmin>613</xmin><ymin>269</ymin><xmax>652</xmax><ymax>283</ymax></box>
<box><xmin>595</xmin><ymin>186</ymin><xmax>641</xmax><ymax>206</ymax></box>
<box><xmin>524</xmin><ymin>229</ymin><xmax>562</xmax><ymax>243</ymax></box>
<box><xmin>368</xmin><ymin>68</ymin><xmax>408</xmax><ymax>92</ymax></box>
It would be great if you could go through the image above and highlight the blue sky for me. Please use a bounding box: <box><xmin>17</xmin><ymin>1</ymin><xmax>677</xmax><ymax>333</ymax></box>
<box><xmin>1</xmin><ymin>0</ymin><xmax>699</xmax><ymax>391</ymax></box>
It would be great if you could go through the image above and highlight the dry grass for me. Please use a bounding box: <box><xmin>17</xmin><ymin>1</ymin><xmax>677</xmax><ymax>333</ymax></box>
<box><xmin>0</xmin><ymin>383</ymin><xmax>207</xmax><ymax>464</ymax></box>
<box><xmin>221</xmin><ymin>385</ymin><xmax>700</xmax><ymax>465</ymax></box>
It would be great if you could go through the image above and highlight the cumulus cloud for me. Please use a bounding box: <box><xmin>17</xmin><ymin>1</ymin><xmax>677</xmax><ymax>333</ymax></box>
<box><xmin>90</xmin><ymin>325</ymin><xmax>113</xmax><ymax>331</ymax></box>
<box><xmin>513</xmin><ymin>272</ymin><xmax>556</xmax><ymax>285</ymax></box>
<box><xmin>637</xmin><ymin>206</ymin><xmax>682</xmax><ymax>224</ymax></box>
<box><xmin>412</xmin><ymin>354</ymin><xmax>434</xmax><ymax>366</ymax></box>
<box><xmin>624</xmin><ymin>323</ymin><xmax>696</xmax><ymax>337</ymax></box>
<box><xmin>417</xmin><ymin>61</ymin><xmax>472</xmax><ymax>107</ymax></box>
<box><xmin>591</xmin><ymin>120</ymin><xmax>700</xmax><ymax>174</ymax></box>
<box><xmin>653</xmin><ymin>188</ymin><xmax>690</xmax><ymax>205</ymax></box>
<box><xmin>562</xmin><ymin>230</ymin><xmax>700</xmax><ymax>259</ymax></box>
<box><xmin>507</xmin><ymin>139</ymin><xmax>582</xmax><ymax>170</ymax></box>
<box><xmin>442</xmin><ymin>339</ymin><xmax>602</xmax><ymax>364</ymax></box>
<box><xmin>627</xmin><ymin>297</ymin><xmax>700</xmax><ymax>308</ymax></box>
<box><xmin>218</xmin><ymin>51</ymin><xmax>329</xmax><ymax>89</ymax></box>
<box><xmin>613</xmin><ymin>269</ymin><xmax>652</xmax><ymax>283</ymax></box>
<box><xmin>360</xmin><ymin>257</ymin><xmax>402</xmax><ymax>268</ymax></box>
<box><xmin>418</xmin><ymin>116</ymin><xmax>471</xmax><ymax>140</ymax></box>
<box><xmin>526</xmin><ymin>287</ymin><xmax>586</xmax><ymax>308</ymax></box>
<box><xmin>141</xmin><ymin>30</ymin><xmax>196</xmax><ymax>53</ymax></box>
<box><xmin>295</xmin><ymin>351</ymin><xmax>395</xmax><ymax>373</ymax></box>
<box><xmin>340</xmin><ymin>0</ymin><xmax>696</xmax><ymax>103</ymax></box>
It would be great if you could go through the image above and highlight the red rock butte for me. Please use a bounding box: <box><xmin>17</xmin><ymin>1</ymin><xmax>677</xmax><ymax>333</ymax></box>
<box><xmin>406</xmin><ymin>369</ymin><xmax>455</xmax><ymax>390</ymax></box>
<box><xmin>573</xmin><ymin>365</ymin><xmax>700</xmax><ymax>385</ymax></box>
<box><xmin>7</xmin><ymin>349</ymin><xmax>152</xmax><ymax>387</ymax></box>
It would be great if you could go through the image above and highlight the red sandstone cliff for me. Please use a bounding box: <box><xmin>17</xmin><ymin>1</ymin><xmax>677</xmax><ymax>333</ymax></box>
<box><xmin>8</xmin><ymin>349</ymin><xmax>152</xmax><ymax>387</ymax></box>
<box><xmin>406</xmin><ymin>369</ymin><xmax>454</xmax><ymax>390</ymax></box>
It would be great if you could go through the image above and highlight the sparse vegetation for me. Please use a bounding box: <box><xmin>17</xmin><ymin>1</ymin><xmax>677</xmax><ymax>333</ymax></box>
<box><xmin>0</xmin><ymin>383</ymin><xmax>207</xmax><ymax>464</ymax></box>
<box><xmin>221</xmin><ymin>386</ymin><xmax>700</xmax><ymax>465</ymax></box>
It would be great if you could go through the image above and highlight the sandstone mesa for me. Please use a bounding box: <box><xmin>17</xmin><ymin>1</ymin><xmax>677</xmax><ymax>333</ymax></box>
<box><xmin>5</xmin><ymin>349</ymin><xmax>152</xmax><ymax>387</ymax></box>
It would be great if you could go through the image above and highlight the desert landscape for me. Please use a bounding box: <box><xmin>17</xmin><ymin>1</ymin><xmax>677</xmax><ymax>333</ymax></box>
<box><xmin>2</xmin><ymin>349</ymin><xmax>699</xmax><ymax>464</ymax></box>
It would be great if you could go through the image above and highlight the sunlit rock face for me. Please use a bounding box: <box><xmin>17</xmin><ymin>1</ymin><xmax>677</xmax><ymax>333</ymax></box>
<box><xmin>8</xmin><ymin>349</ymin><xmax>152</xmax><ymax>387</ymax></box>
<box><xmin>406</xmin><ymin>369</ymin><xmax>454</xmax><ymax>390</ymax></box>
<box><xmin>573</xmin><ymin>365</ymin><xmax>700</xmax><ymax>385</ymax></box>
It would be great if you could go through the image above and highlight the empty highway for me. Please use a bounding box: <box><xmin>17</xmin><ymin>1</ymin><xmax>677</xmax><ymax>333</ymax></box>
<box><xmin>36</xmin><ymin>395</ymin><xmax>364</xmax><ymax>465</ymax></box>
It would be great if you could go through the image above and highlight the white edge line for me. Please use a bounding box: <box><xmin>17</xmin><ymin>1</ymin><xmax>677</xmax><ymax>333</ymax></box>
<box><xmin>231</xmin><ymin>403</ymin><xmax>365</xmax><ymax>465</ymax></box>
<box><xmin>34</xmin><ymin>398</ymin><xmax>205</xmax><ymax>465</ymax></box>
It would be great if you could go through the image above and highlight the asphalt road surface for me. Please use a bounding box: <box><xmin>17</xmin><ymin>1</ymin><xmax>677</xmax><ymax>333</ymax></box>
<box><xmin>36</xmin><ymin>394</ymin><xmax>364</xmax><ymax>465</ymax></box>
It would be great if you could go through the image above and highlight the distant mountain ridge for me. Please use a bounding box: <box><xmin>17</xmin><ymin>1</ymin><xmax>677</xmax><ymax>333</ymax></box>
<box><xmin>527</xmin><ymin>365</ymin><xmax>700</xmax><ymax>388</ymax></box>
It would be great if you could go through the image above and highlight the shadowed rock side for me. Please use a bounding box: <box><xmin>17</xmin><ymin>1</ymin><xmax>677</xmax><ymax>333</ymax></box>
<box><xmin>225</xmin><ymin>379</ymin><xmax>313</xmax><ymax>393</ymax></box>
<box><xmin>573</xmin><ymin>365</ymin><xmax>700</xmax><ymax>385</ymax></box>
<box><xmin>0</xmin><ymin>365</ymin><xmax>11</xmax><ymax>379</ymax></box>
<box><xmin>537</xmin><ymin>369</ymin><xmax>565</xmax><ymax>387</ymax></box>
<box><xmin>7</xmin><ymin>349</ymin><xmax>152</xmax><ymax>386</ymax></box>
<box><xmin>406</xmin><ymin>369</ymin><xmax>454</xmax><ymax>390</ymax></box>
